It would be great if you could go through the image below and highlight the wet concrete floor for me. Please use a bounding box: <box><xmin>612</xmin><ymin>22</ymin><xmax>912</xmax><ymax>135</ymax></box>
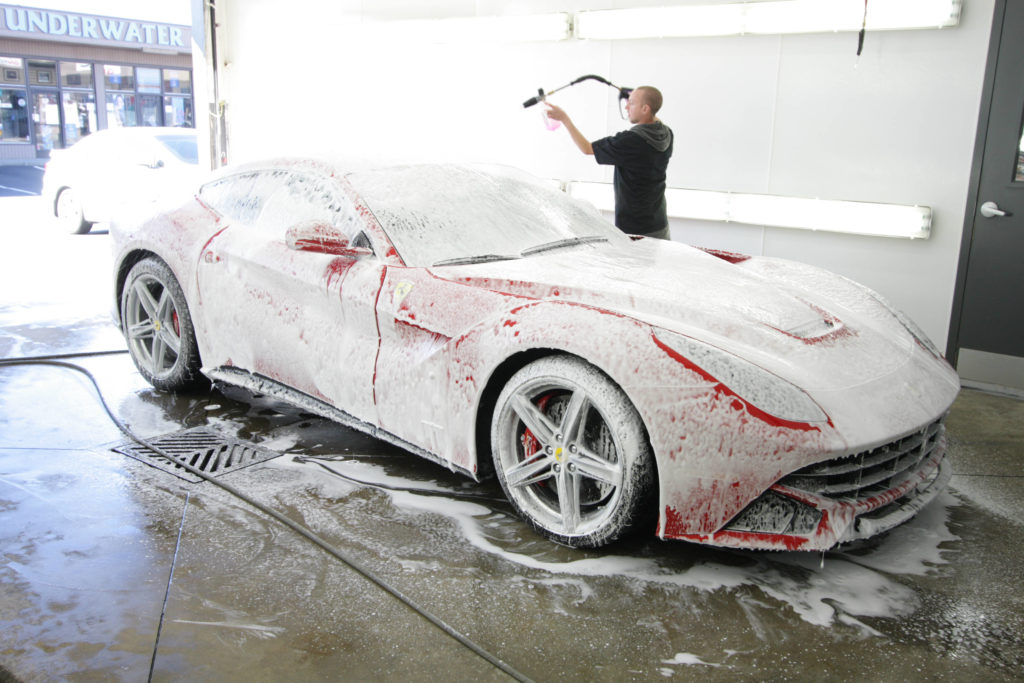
<box><xmin>2</xmin><ymin>197</ymin><xmax>1023</xmax><ymax>681</ymax></box>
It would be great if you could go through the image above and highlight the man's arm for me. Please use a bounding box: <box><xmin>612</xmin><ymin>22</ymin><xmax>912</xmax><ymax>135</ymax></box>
<box><xmin>544</xmin><ymin>103</ymin><xmax>593</xmax><ymax>155</ymax></box>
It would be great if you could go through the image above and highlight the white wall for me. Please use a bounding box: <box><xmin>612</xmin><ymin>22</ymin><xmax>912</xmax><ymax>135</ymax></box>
<box><xmin>208</xmin><ymin>0</ymin><xmax>995</xmax><ymax>353</ymax></box>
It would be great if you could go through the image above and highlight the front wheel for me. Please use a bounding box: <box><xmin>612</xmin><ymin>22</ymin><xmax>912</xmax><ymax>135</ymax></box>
<box><xmin>121</xmin><ymin>258</ymin><xmax>206</xmax><ymax>391</ymax></box>
<box><xmin>491</xmin><ymin>355</ymin><xmax>654</xmax><ymax>548</ymax></box>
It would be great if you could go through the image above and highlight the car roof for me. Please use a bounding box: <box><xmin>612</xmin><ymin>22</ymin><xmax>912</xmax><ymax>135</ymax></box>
<box><xmin>200</xmin><ymin>157</ymin><xmax>539</xmax><ymax>187</ymax></box>
<box><xmin>71</xmin><ymin>126</ymin><xmax>193</xmax><ymax>145</ymax></box>
<box><xmin>93</xmin><ymin>126</ymin><xmax>195</xmax><ymax>139</ymax></box>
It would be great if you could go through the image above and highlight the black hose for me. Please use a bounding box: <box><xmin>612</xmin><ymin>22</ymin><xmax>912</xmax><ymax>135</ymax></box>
<box><xmin>294</xmin><ymin>455</ymin><xmax>508</xmax><ymax>504</ymax></box>
<box><xmin>570</xmin><ymin>74</ymin><xmax>612</xmax><ymax>86</ymax></box>
<box><xmin>0</xmin><ymin>355</ymin><xmax>533</xmax><ymax>683</ymax></box>
<box><xmin>1</xmin><ymin>348</ymin><xmax>130</xmax><ymax>361</ymax></box>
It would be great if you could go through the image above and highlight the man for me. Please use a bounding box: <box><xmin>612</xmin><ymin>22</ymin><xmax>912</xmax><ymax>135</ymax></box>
<box><xmin>545</xmin><ymin>86</ymin><xmax>674</xmax><ymax>240</ymax></box>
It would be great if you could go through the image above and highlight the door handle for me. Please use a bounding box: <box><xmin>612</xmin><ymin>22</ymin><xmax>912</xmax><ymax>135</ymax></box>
<box><xmin>980</xmin><ymin>201</ymin><xmax>1011</xmax><ymax>218</ymax></box>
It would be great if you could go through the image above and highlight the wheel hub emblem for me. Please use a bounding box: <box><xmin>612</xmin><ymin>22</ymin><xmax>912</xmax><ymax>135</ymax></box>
<box><xmin>154</xmin><ymin>319</ymin><xmax>162</xmax><ymax>332</ymax></box>
<box><xmin>554</xmin><ymin>447</ymin><xmax>564</xmax><ymax>462</ymax></box>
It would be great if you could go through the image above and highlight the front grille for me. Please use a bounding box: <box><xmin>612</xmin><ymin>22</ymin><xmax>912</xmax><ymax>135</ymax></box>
<box><xmin>781</xmin><ymin>417</ymin><xmax>946</xmax><ymax>503</ymax></box>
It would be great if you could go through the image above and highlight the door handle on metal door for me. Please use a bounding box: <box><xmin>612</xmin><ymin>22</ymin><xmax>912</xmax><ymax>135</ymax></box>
<box><xmin>980</xmin><ymin>201</ymin><xmax>1011</xmax><ymax>218</ymax></box>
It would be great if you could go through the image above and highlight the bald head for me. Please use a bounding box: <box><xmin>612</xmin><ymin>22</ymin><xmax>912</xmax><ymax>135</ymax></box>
<box><xmin>625</xmin><ymin>86</ymin><xmax>664</xmax><ymax>124</ymax></box>
<box><xmin>634</xmin><ymin>86</ymin><xmax>663</xmax><ymax>115</ymax></box>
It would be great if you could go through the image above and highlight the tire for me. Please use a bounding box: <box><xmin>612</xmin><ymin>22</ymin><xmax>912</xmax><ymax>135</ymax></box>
<box><xmin>491</xmin><ymin>355</ymin><xmax>654</xmax><ymax>548</ymax></box>
<box><xmin>55</xmin><ymin>188</ymin><xmax>92</xmax><ymax>235</ymax></box>
<box><xmin>121</xmin><ymin>258</ymin><xmax>206</xmax><ymax>391</ymax></box>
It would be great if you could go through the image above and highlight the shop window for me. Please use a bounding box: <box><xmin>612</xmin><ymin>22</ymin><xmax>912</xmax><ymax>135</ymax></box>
<box><xmin>104</xmin><ymin>64</ymin><xmax>135</xmax><ymax>92</ymax></box>
<box><xmin>137</xmin><ymin>67</ymin><xmax>161</xmax><ymax>94</ymax></box>
<box><xmin>60</xmin><ymin>62</ymin><xmax>94</xmax><ymax>89</ymax></box>
<box><xmin>28</xmin><ymin>60</ymin><xmax>56</xmax><ymax>86</ymax></box>
<box><xmin>1</xmin><ymin>57</ymin><xmax>25</xmax><ymax>85</ymax></box>
<box><xmin>32</xmin><ymin>91</ymin><xmax>60</xmax><ymax>153</ymax></box>
<box><xmin>62</xmin><ymin>91</ymin><xmax>96</xmax><ymax>147</ymax></box>
<box><xmin>163</xmin><ymin>96</ymin><xmax>193</xmax><ymax>127</ymax></box>
<box><xmin>101</xmin><ymin>64</ymin><xmax>194</xmax><ymax>129</ymax></box>
<box><xmin>107</xmin><ymin>93</ymin><xmax>137</xmax><ymax>127</ymax></box>
<box><xmin>0</xmin><ymin>88</ymin><xmax>30</xmax><ymax>142</ymax></box>
<box><xmin>140</xmin><ymin>94</ymin><xmax>161</xmax><ymax>126</ymax></box>
<box><xmin>163</xmin><ymin>69</ymin><xmax>191</xmax><ymax>95</ymax></box>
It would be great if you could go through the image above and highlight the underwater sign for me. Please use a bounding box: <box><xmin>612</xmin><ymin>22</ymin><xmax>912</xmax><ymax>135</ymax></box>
<box><xmin>0</xmin><ymin>4</ymin><xmax>190</xmax><ymax>53</ymax></box>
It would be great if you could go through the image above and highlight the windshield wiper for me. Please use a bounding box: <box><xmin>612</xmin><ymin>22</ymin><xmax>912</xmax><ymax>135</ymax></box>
<box><xmin>432</xmin><ymin>253</ymin><xmax>519</xmax><ymax>267</ymax></box>
<box><xmin>520</xmin><ymin>235</ymin><xmax>608</xmax><ymax>257</ymax></box>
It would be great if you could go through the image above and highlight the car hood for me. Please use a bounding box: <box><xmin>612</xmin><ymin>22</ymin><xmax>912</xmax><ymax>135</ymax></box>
<box><xmin>430</xmin><ymin>238</ymin><xmax>943</xmax><ymax>394</ymax></box>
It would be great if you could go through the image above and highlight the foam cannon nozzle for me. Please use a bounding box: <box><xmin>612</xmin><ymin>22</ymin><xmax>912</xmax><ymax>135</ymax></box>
<box><xmin>522</xmin><ymin>88</ymin><xmax>546</xmax><ymax>109</ymax></box>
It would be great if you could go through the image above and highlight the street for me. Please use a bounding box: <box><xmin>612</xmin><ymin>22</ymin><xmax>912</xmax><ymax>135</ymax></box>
<box><xmin>0</xmin><ymin>164</ymin><xmax>44</xmax><ymax>198</ymax></box>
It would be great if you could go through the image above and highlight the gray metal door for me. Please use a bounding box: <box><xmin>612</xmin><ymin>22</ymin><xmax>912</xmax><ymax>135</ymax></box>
<box><xmin>951</xmin><ymin>0</ymin><xmax>1024</xmax><ymax>387</ymax></box>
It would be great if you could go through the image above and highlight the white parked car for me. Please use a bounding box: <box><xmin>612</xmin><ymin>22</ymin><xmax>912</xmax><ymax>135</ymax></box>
<box><xmin>42</xmin><ymin>126</ymin><xmax>199</xmax><ymax>234</ymax></box>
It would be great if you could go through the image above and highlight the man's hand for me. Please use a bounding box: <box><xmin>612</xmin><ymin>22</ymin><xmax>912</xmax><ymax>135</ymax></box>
<box><xmin>544</xmin><ymin>103</ymin><xmax>594</xmax><ymax>156</ymax></box>
<box><xmin>544</xmin><ymin>102</ymin><xmax>569</xmax><ymax>123</ymax></box>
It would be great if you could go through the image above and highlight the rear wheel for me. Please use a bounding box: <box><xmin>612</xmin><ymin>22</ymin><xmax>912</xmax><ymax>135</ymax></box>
<box><xmin>55</xmin><ymin>188</ymin><xmax>92</xmax><ymax>235</ymax></box>
<box><xmin>121</xmin><ymin>258</ymin><xmax>206</xmax><ymax>391</ymax></box>
<box><xmin>491</xmin><ymin>356</ymin><xmax>654</xmax><ymax>548</ymax></box>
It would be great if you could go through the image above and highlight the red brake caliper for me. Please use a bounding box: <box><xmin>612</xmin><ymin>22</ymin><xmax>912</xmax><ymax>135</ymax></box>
<box><xmin>520</xmin><ymin>393</ymin><xmax>553</xmax><ymax>486</ymax></box>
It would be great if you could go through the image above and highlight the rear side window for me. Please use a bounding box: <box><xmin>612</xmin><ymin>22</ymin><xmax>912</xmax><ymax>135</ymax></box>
<box><xmin>199</xmin><ymin>171</ymin><xmax>284</xmax><ymax>224</ymax></box>
<box><xmin>255</xmin><ymin>171</ymin><xmax>361</xmax><ymax>240</ymax></box>
<box><xmin>198</xmin><ymin>169</ymin><xmax>362</xmax><ymax>242</ymax></box>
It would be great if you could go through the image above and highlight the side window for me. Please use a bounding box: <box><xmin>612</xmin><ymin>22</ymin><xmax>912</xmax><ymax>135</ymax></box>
<box><xmin>198</xmin><ymin>170</ymin><xmax>286</xmax><ymax>225</ymax></box>
<box><xmin>255</xmin><ymin>171</ymin><xmax>362</xmax><ymax>240</ymax></box>
<box><xmin>199</xmin><ymin>173</ymin><xmax>259</xmax><ymax>222</ymax></box>
<box><xmin>198</xmin><ymin>170</ymin><xmax>370</xmax><ymax>250</ymax></box>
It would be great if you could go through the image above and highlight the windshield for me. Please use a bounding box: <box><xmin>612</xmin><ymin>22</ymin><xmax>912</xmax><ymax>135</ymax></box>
<box><xmin>347</xmin><ymin>164</ymin><xmax>627</xmax><ymax>267</ymax></box>
<box><xmin>156</xmin><ymin>134</ymin><xmax>199</xmax><ymax>164</ymax></box>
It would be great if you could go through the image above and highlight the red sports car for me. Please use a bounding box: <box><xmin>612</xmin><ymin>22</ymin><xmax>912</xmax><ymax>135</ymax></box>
<box><xmin>111</xmin><ymin>159</ymin><xmax>960</xmax><ymax>550</ymax></box>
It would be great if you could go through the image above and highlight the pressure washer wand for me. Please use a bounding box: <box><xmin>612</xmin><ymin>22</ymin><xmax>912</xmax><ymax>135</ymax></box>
<box><xmin>522</xmin><ymin>74</ymin><xmax>633</xmax><ymax>109</ymax></box>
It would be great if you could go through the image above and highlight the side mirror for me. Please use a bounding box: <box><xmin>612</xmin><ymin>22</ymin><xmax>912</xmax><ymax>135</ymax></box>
<box><xmin>286</xmin><ymin>220</ymin><xmax>372</xmax><ymax>257</ymax></box>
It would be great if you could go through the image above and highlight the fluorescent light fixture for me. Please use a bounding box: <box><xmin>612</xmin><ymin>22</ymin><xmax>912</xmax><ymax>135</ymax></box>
<box><xmin>367</xmin><ymin>13</ymin><xmax>571</xmax><ymax>43</ymax></box>
<box><xmin>725</xmin><ymin>192</ymin><xmax>932</xmax><ymax>238</ymax></box>
<box><xmin>665</xmin><ymin>189</ymin><xmax>732</xmax><ymax>223</ymax></box>
<box><xmin>567</xmin><ymin>180</ymin><xmax>615</xmax><ymax>212</ymax></box>
<box><xmin>567</xmin><ymin>181</ymin><xmax>932</xmax><ymax>239</ymax></box>
<box><xmin>577</xmin><ymin>4</ymin><xmax>743</xmax><ymax>40</ymax></box>
<box><xmin>575</xmin><ymin>0</ymin><xmax>961</xmax><ymax>40</ymax></box>
<box><xmin>359</xmin><ymin>2</ymin><xmax>959</xmax><ymax>43</ymax></box>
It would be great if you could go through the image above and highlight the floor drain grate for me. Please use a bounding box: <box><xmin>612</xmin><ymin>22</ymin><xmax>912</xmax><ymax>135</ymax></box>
<box><xmin>112</xmin><ymin>427</ymin><xmax>283</xmax><ymax>483</ymax></box>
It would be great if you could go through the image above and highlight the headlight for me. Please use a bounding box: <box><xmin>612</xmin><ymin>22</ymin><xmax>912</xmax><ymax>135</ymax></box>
<box><xmin>837</xmin><ymin>275</ymin><xmax>943</xmax><ymax>360</ymax></box>
<box><xmin>654</xmin><ymin>330</ymin><xmax>828</xmax><ymax>424</ymax></box>
<box><xmin>870</xmin><ymin>291</ymin><xmax>942</xmax><ymax>359</ymax></box>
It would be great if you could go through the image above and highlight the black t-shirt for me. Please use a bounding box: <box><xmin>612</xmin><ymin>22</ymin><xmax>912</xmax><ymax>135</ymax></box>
<box><xmin>592</xmin><ymin>126</ymin><xmax>673</xmax><ymax>235</ymax></box>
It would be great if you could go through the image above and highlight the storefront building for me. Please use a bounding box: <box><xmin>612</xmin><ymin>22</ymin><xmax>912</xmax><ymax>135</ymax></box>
<box><xmin>0</xmin><ymin>4</ymin><xmax>193</xmax><ymax>162</ymax></box>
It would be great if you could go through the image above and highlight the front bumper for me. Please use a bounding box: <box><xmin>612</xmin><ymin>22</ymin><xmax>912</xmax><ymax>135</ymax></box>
<box><xmin>677</xmin><ymin>417</ymin><xmax>951</xmax><ymax>551</ymax></box>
